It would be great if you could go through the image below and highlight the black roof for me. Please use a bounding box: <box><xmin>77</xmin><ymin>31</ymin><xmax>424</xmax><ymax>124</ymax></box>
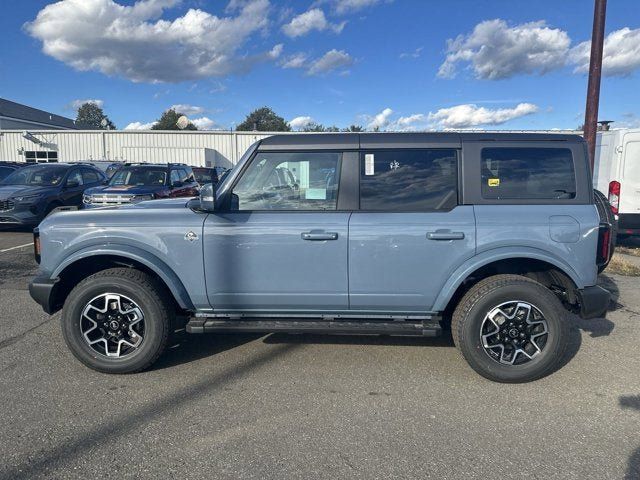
<box><xmin>0</xmin><ymin>98</ymin><xmax>77</xmax><ymax>130</ymax></box>
<box><xmin>258</xmin><ymin>132</ymin><xmax>584</xmax><ymax>150</ymax></box>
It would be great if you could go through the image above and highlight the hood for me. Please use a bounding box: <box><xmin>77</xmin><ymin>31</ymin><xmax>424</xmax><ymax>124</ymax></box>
<box><xmin>39</xmin><ymin>197</ymin><xmax>195</xmax><ymax>229</ymax></box>
<box><xmin>0</xmin><ymin>184</ymin><xmax>54</xmax><ymax>199</ymax></box>
<box><xmin>85</xmin><ymin>184</ymin><xmax>168</xmax><ymax>196</ymax></box>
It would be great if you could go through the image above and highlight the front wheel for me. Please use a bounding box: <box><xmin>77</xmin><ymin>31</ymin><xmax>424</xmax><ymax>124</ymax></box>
<box><xmin>452</xmin><ymin>275</ymin><xmax>569</xmax><ymax>383</ymax></box>
<box><xmin>61</xmin><ymin>268</ymin><xmax>172</xmax><ymax>373</ymax></box>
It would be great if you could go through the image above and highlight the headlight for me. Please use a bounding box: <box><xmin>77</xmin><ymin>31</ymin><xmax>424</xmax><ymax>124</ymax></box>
<box><xmin>83</xmin><ymin>194</ymin><xmax>93</xmax><ymax>204</ymax></box>
<box><xmin>12</xmin><ymin>194</ymin><xmax>42</xmax><ymax>203</ymax></box>
<box><xmin>131</xmin><ymin>194</ymin><xmax>154</xmax><ymax>203</ymax></box>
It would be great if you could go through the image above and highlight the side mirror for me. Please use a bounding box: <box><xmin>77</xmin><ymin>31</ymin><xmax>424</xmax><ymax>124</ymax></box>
<box><xmin>199</xmin><ymin>183</ymin><xmax>215</xmax><ymax>212</ymax></box>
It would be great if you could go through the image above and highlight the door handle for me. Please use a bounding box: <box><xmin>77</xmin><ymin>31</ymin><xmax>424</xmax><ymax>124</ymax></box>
<box><xmin>427</xmin><ymin>231</ymin><xmax>465</xmax><ymax>241</ymax></box>
<box><xmin>301</xmin><ymin>231</ymin><xmax>339</xmax><ymax>241</ymax></box>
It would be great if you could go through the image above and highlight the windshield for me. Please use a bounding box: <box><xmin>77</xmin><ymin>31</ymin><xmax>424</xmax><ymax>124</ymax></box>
<box><xmin>0</xmin><ymin>165</ymin><xmax>68</xmax><ymax>186</ymax></box>
<box><xmin>109</xmin><ymin>167</ymin><xmax>167</xmax><ymax>186</ymax></box>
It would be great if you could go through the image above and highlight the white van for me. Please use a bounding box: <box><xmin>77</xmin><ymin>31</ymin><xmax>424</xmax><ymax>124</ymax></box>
<box><xmin>594</xmin><ymin>128</ymin><xmax>640</xmax><ymax>238</ymax></box>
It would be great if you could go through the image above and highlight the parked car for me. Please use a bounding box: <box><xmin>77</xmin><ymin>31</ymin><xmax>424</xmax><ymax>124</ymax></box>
<box><xmin>0</xmin><ymin>162</ymin><xmax>106</xmax><ymax>227</ymax></box>
<box><xmin>29</xmin><ymin>133</ymin><xmax>611</xmax><ymax>383</ymax></box>
<box><xmin>85</xmin><ymin>160</ymin><xmax>124</xmax><ymax>179</ymax></box>
<box><xmin>82</xmin><ymin>163</ymin><xmax>200</xmax><ymax>208</ymax></box>
<box><xmin>593</xmin><ymin>128</ymin><xmax>640</xmax><ymax>238</ymax></box>
<box><xmin>0</xmin><ymin>161</ymin><xmax>26</xmax><ymax>182</ymax></box>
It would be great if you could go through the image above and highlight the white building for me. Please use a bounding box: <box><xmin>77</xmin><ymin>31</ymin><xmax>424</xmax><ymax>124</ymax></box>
<box><xmin>0</xmin><ymin>129</ymin><xmax>275</xmax><ymax>167</ymax></box>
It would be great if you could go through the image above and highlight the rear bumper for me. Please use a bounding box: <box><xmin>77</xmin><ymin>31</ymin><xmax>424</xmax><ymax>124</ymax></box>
<box><xmin>618</xmin><ymin>213</ymin><xmax>640</xmax><ymax>236</ymax></box>
<box><xmin>576</xmin><ymin>285</ymin><xmax>610</xmax><ymax>319</ymax></box>
<box><xmin>28</xmin><ymin>275</ymin><xmax>59</xmax><ymax>314</ymax></box>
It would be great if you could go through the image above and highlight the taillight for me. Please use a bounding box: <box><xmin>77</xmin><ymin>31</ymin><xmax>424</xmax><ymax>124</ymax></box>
<box><xmin>608</xmin><ymin>180</ymin><xmax>620</xmax><ymax>215</ymax></box>
<box><xmin>596</xmin><ymin>223</ymin><xmax>611</xmax><ymax>266</ymax></box>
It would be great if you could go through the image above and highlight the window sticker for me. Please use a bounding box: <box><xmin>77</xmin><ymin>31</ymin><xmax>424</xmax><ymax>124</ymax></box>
<box><xmin>390</xmin><ymin>160</ymin><xmax>400</xmax><ymax>171</ymax></box>
<box><xmin>306</xmin><ymin>188</ymin><xmax>327</xmax><ymax>200</ymax></box>
<box><xmin>488</xmin><ymin>178</ymin><xmax>500</xmax><ymax>187</ymax></box>
<box><xmin>365</xmin><ymin>154</ymin><xmax>375</xmax><ymax>175</ymax></box>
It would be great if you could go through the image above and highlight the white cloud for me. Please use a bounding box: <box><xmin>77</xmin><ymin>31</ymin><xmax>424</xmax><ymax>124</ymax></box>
<box><xmin>395</xmin><ymin>114</ymin><xmax>426</xmax><ymax>129</ymax></box>
<box><xmin>306</xmin><ymin>49</ymin><xmax>353</xmax><ymax>75</ymax></box>
<box><xmin>570</xmin><ymin>27</ymin><xmax>640</xmax><ymax>77</ymax></box>
<box><xmin>289</xmin><ymin>116</ymin><xmax>315</xmax><ymax>130</ymax></box>
<box><xmin>170</xmin><ymin>104</ymin><xmax>205</xmax><ymax>116</ymax></box>
<box><xmin>427</xmin><ymin>103</ymin><xmax>539</xmax><ymax>129</ymax></box>
<box><xmin>399</xmin><ymin>47</ymin><xmax>423</xmax><ymax>59</ymax></box>
<box><xmin>438</xmin><ymin>19</ymin><xmax>571</xmax><ymax>80</ymax></box>
<box><xmin>191</xmin><ymin>116</ymin><xmax>217</xmax><ymax>130</ymax></box>
<box><xmin>124</xmin><ymin>121</ymin><xmax>156</xmax><ymax>130</ymax></box>
<box><xmin>333</xmin><ymin>0</ymin><xmax>384</xmax><ymax>15</ymax></box>
<box><xmin>25</xmin><ymin>0</ymin><xmax>278</xmax><ymax>83</ymax></box>
<box><xmin>70</xmin><ymin>98</ymin><xmax>104</xmax><ymax>110</ymax></box>
<box><xmin>282</xmin><ymin>8</ymin><xmax>345</xmax><ymax>37</ymax></box>
<box><xmin>280</xmin><ymin>53</ymin><xmax>308</xmax><ymax>69</ymax></box>
<box><xmin>366</xmin><ymin>107</ymin><xmax>394</xmax><ymax>130</ymax></box>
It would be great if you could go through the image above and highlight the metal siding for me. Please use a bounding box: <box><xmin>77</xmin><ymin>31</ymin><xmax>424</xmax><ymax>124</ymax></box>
<box><xmin>0</xmin><ymin>130</ymin><xmax>273</xmax><ymax>165</ymax></box>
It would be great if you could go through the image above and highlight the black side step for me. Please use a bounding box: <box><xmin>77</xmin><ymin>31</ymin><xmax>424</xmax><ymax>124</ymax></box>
<box><xmin>186</xmin><ymin>318</ymin><xmax>442</xmax><ymax>337</ymax></box>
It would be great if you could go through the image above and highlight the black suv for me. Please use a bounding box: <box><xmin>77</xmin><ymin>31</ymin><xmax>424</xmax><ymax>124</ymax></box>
<box><xmin>0</xmin><ymin>163</ymin><xmax>106</xmax><ymax>227</ymax></box>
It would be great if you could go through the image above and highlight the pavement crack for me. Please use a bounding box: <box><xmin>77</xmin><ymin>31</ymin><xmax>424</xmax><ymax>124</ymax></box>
<box><xmin>0</xmin><ymin>317</ymin><xmax>53</xmax><ymax>351</ymax></box>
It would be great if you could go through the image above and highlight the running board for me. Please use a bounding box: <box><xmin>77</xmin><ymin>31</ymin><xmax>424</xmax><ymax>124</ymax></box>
<box><xmin>186</xmin><ymin>318</ymin><xmax>442</xmax><ymax>337</ymax></box>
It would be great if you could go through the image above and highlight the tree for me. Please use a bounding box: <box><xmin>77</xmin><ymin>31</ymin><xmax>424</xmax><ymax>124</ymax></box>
<box><xmin>151</xmin><ymin>109</ymin><xmax>197</xmax><ymax>130</ymax></box>
<box><xmin>236</xmin><ymin>107</ymin><xmax>290</xmax><ymax>132</ymax></box>
<box><xmin>75</xmin><ymin>102</ymin><xmax>116</xmax><ymax>130</ymax></box>
<box><xmin>343</xmin><ymin>125</ymin><xmax>364</xmax><ymax>132</ymax></box>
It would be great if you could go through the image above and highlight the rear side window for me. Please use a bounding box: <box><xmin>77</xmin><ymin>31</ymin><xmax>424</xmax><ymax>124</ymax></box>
<box><xmin>359</xmin><ymin>149</ymin><xmax>457</xmax><ymax>211</ymax></box>
<box><xmin>481</xmin><ymin>148</ymin><xmax>576</xmax><ymax>200</ymax></box>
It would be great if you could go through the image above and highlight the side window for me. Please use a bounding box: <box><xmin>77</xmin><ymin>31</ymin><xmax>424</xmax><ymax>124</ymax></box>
<box><xmin>81</xmin><ymin>168</ymin><xmax>100</xmax><ymax>184</ymax></box>
<box><xmin>360</xmin><ymin>149</ymin><xmax>457</xmax><ymax>211</ymax></box>
<box><xmin>183</xmin><ymin>168</ymin><xmax>195</xmax><ymax>183</ymax></box>
<box><xmin>178</xmin><ymin>168</ymin><xmax>191</xmax><ymax>183</ymax></box>
<box><xmin>66</xmin><ymin>170</ymin><xmax>83</xmax><ymax>186</ymax></box>
<box><xmin>170</xmin><ymin>169</ymin><xmax>181</xmax><ymax>185</ymax></box>
<box><xmin>232</xmin><ymin>152</ymin><xmax>342</xmax><ymax>211</ymax></box>
<box><xmin>481</xmin><ymin>148</ymin><xmax>576</xmax><ymax>199</ymax></box>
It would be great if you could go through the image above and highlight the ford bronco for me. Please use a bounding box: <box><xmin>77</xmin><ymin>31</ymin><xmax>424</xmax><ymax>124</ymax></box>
<box><xmin>29</xmin><ymin>133</ymin><xmax>612</xmax><ymax>383</ymax></box>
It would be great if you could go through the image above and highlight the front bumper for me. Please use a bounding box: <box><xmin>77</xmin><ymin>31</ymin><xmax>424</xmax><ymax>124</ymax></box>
<box><xmin>0</xmin><ymin>202</ymin><xmax>44</xmax><ymax>225</ymax></box>
<box><xmin>29</xmin><ymin>275</ymin><xmax>59</xmax><ymax>314</ymax></box>
<box><xmin>576</xmin><ymin>285</ymin><xmax>610</xmax><ymax>319</ymax></box>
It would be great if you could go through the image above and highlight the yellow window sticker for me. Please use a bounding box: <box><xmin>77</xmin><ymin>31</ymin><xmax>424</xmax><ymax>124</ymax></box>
<box><xmin>488</xmin><ymin>178</ymin><xmax>500</xmax><ymax>187</ymax></box>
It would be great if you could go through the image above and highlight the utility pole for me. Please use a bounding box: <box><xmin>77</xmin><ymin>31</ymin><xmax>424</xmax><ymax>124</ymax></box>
<box><xmin>583</xmin><ymin>0</ymin><xmax>607</xmax><ymax>172</ymax></box>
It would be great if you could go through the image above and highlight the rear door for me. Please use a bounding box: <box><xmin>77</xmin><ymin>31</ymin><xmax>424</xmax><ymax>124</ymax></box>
<box><xmin>620</xmin><ymin>132</ymin><xmax>640</xmax><ymax>215</ymax></box>
<box><xmin>348</xmin><ymin>147</ymin><xmax>476</xmax><ymax>312</ymax></box>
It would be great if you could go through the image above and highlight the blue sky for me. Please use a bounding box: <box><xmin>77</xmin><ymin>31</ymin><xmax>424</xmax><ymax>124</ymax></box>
<box><xmin>1</xmin><ymin>0</ymin><xmax>639</xmax><ymax>131</ymax></box>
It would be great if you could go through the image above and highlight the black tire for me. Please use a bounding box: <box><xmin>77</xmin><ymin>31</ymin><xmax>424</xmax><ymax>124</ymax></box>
<box><xmin>61</xmin><ymin>268</ymin><xmax>172</xmax><ymax>374</ymax></box>
<box><xmin>452</xmin><ymin>274</ymin><xmax>569</xmax><ymax>383</ymax></box>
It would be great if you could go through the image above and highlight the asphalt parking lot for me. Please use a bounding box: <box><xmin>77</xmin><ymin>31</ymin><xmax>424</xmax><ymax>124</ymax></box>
<box><xmin>1</xmin><ymin>232</ymin><xmax>639</xmax><ymax>479</ymax></box>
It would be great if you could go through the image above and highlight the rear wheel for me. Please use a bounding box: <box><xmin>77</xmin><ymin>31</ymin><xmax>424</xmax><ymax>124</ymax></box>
<box><xmin>452</xmin><ymin>275</ymin><xmax>569</xmax><ymax>383</ymax></box>
<box><xmin>61</xmin><ymin>268</ymin><xmax>172</xmax><ymax>373</ymax></box>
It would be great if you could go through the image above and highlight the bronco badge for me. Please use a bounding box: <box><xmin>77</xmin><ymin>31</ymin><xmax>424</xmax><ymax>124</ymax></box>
<box><xmin>184</xmin><ymin>231</ymin><xmax>199</xmax><ymax>242</ymax></box>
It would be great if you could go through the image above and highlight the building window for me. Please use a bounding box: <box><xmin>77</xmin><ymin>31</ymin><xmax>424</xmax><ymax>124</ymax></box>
<box><xmin>25</xmin><ymin>151</ymin><xmax>58</xmax><ymax>163</ymax></box>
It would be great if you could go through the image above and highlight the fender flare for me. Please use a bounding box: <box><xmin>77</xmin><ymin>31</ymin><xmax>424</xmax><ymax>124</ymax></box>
<box><xmin>52</xmin><ymin>243</ymin><xmax>195</xmax><ymax>311</ymax></box>
<box><xmin>431</xmin><ymin>246</ymin><xmax>583</xmax><ymax>312</ymax></box>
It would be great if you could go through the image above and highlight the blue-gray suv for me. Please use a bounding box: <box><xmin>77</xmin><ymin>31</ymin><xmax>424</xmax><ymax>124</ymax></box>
<box><xmin>29</xmin><ymin>133</ymin><xmax>612</xmax><ymax>382</ymax></box>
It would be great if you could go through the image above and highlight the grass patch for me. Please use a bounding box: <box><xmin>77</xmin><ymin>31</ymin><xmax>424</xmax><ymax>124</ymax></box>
<box><xmin>605</xmin><ymin>254</ymin><xmax>640</xmax><ymax>276</ymax></box>
<box><xmin>616</xmin><ymin>246</ymin><xmax>640</xmax><ymax>257</ymax></box>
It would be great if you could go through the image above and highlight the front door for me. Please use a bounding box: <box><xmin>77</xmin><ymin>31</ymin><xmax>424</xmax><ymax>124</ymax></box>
<box><xmin>348</xmin><ymin>148</ymin><xmax>476</xmax><ymax>313</ymax></box>
<box><xmin>204</xmin><ymin>150</ymin><xmax>348</xmax><ymax>313</ymax></box>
